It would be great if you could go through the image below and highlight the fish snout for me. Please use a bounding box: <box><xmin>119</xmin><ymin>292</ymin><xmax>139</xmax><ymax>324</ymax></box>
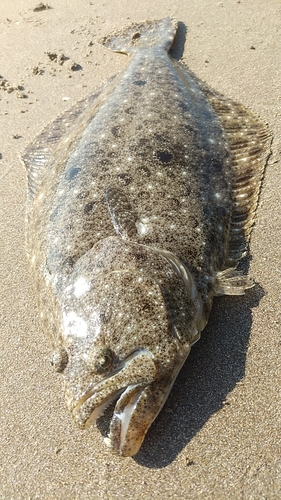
<box><xmin>71</xmin><ymin>349</ymin><xmax>157</xmax><ymax>432</ymax></box>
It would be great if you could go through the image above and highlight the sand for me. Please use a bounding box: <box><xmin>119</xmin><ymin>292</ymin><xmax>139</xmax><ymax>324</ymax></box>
<box><xmin>0</xmin><ymin>0</ymin><xmax>280</xmax><ymax>498</ymax></box>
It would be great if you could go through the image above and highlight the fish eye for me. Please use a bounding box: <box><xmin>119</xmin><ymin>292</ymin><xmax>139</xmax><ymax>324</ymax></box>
<box><xmin>51</xmin><ymin>347</ymin><xmax>69</xmax><ymax>373</ymax></box>
<box><xmin>86</xmin><ymin>347</ymin><xmax>115</xmax><ymax>374</ymax></box>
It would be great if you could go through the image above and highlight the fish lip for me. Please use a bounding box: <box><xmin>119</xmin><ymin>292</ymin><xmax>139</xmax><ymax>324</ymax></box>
<box><xmin>106</xmin><ymin>345</ymin><xmax>193</xmax><ymax>457</ymax></box>
<box><xmin>72</xmin><ymin>349</ymin><xmax>157</xmax><ymax>428</ymax></box>
<box><xmin>104</xmin><ymin>383</ymin><xmax>147</xmax><ymax>456</ymax></box>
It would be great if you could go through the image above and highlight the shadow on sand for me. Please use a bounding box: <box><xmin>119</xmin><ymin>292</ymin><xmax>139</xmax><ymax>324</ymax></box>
<box><xmin>134</xmin><ymin>281</ymin><xmax>264</xmax><ymax>468</ymax></box>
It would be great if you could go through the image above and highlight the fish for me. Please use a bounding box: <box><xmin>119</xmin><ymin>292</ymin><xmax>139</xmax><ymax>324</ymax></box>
<box><xmin>22</xmin><ymin>17</ymin><xmax>271</xmax><ymax>457</ymax></box>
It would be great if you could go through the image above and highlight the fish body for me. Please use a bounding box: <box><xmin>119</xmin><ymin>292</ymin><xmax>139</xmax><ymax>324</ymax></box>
<box><xmin>23</xmin><ymin>18</ymin><xmax>271</xmax><ymax>456</ymax></box>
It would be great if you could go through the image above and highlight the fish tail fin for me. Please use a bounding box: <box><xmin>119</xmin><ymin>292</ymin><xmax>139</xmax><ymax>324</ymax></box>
<box><xmin>100</xmin><ymin>18</ymin><xmax>177</xmax><ymax>54</ymax></box>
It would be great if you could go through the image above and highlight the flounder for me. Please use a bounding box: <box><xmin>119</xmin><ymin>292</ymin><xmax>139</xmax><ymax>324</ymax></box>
<box><xmin>23</xmin><ymin>18</ymin><xmax>271</xmax><ymax>456</ymax></box>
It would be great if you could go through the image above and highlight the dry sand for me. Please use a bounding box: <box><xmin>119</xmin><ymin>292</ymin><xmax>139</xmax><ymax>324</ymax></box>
<box><xmin>0</xmin><ymin>0</ymin><xmax>280</xmax><ymax>498</ymax></box>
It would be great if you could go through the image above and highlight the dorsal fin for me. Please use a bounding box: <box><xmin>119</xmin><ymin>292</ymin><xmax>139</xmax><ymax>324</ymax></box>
<box><xmin>201</xmin><ymin>85</ymin><xmax>272</xmax><ymax>266</ymax></box>
<box><xmin>22</xmin><ymin>79</ymin><xmax>115</xmax><ymax>203</ymax></box>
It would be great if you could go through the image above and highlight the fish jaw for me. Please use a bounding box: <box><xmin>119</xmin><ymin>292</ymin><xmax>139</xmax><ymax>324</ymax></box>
<box><xmin>71</xmin><ymin>344</ymin><xmax>191</xmax><ymax>457</ymax></box>
<box><xmin>104</xmin><ymin>346</ymin><xmax>191</xmax><ymax>457</ymax></box>
<box><xmin>71</xmin><ymin>349</ymin><xmax>157</xmax><ymax>429</ymax></box>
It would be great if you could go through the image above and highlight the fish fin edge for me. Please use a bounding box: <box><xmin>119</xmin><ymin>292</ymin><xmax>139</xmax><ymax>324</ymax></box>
<box><xmin>100</xmin><ymin>18</ymin><xmax>177</xmax><ymax>54</ymax></box>
<box><xmin>215</xmin><ymin>268</ymin><xmax>254</xmax><ymax>296</ymax></box>
<box><xmin>22</xmin><ymin>79</ymin><xmax>115</xmax><ymax>203</ymax></box>
<box><xmin>201</xmin><ymin>85</ymin><xmax>272</xmax><ymax>266</ymax></box>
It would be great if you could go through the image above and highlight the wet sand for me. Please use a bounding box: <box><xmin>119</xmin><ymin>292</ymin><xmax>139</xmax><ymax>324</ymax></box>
<box><xmin>0</xmin><ymin>0</ymin><xmax>280</xmax><ymax>498</ymax></box>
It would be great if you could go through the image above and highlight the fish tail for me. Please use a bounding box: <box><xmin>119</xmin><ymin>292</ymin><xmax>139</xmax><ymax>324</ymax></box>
<box><xmin>100</xmin><ymin>17</ymin><xmax>177</xmax><ymax>54</ymax></box>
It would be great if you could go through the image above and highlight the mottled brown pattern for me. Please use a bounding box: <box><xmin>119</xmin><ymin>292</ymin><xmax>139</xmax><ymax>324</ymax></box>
<box><xmin>23</xmin><ymin>18</ymin><xmax>271</xmax><ymax>456</ymax></box>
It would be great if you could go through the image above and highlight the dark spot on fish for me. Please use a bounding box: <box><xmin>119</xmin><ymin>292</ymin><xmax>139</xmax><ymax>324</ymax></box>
<box><xmin>117</xmin><ymin>173</ymin><xmax>132</xmax><ymax>185</ymax></box>
<box><xmin>63</xmin><ymin>256</ymin><xmax>75</xmax><ymax>268</ymax></box>
<box><xmin>108</xmin><ymin>151</ymin><xmax>117</xmax><ymax>158</ymax></box>
<box><xmin>137</xmin><ymin>165</ymin><xmax>151</xmax><ymax>177</ymax></box>
<box><xmin>125</xmin><ymin>107</ymin><xmax>134</xmax><ymax>115</ymax></box>
<box><xmin>141</xmin><ymin>299</ymin><xmax>153</xmax><ymax>314</ymax></box>
<box><xmin>84</xmin><ymin>202</ymin><xmax>96</xmax><ymax>214</ymax></box>
<box><xmin>66</xmin><ymin>167</ymin><xmax>81</xmax><ymax>180</ymax></box>
<box><xmin>156</xmin><ymin>151</ymin><xmax>173</xmax><ymax>163</ymax></box>
<box><xmin>111</xmin><ymin>126</ymin><xmax>122</xmax><ymax>138</ymax></box>
<box><xmin>98</xmin><ymin>157</ymin><xmax>111</xmax><ymax>167</ymax></box>
<box><xmin>186</xmin><ymin>247</ymin><xmax>198</xmax><ymax>261</ymax></box>
<box><xmin>99</xmin><ymin>310</ymin><xmax>112</xmax><ymax>323</ymax></box>
<box><xmin>132</xmin><ymin>32</ymin><xmax>141</xmax><ymax>41</ymax></box>
<box><xmin>133</xmin><ymin>80</ymin><xmax>146</xmax><ymax>86</ymax></box>
<box><xmin>138</xmin><ymin>190</ymin><xmax>150</xmax><ymax>200</ymax></box>
<box><xmin>168</xmin><ymin>198</ymin><xmax>180</xmax><ymax>209</ymax></box>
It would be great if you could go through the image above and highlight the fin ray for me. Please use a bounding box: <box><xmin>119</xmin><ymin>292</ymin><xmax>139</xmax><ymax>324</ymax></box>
<box><xmin>22</xmin><ymin>79</ymin><xmax>115</xmax><ymax>203</ymax></box>
<box><xmin>215</xmin><ymin>268</ymin><xmax>254</xmax><ymax>296</ymax></box>
<box><xmin>201</xmin><ymin>85</ymin><xmax>272</xmax><ymax>265</ymax></box>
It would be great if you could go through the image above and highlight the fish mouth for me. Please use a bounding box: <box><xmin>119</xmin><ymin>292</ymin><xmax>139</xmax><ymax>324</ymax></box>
<box><xmin>72</xmin><ymin>349</ymin><xmax>158</xmax><ymax>455</ymax></box>
<box><xmin>72</xmin><ymin>346</ymin><xmax>191</xmax><ymax>456</ymax></box>
<box><xmin>104</xmin><ymin>349</ymin><xmax>191</xmax><ymax>457</ymax></box>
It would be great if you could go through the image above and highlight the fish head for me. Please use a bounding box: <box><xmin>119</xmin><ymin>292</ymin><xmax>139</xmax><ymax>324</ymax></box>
<box><xmin>51</xmin><ymin>237</ymin><xmax>201</xmax><ymax>456</ymax></box>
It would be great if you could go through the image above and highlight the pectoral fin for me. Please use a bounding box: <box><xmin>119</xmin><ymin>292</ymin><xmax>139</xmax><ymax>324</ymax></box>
<box><xmin>105</xmin><ymin>187</ymin><xmax>138</xmax><ymax>239</ymax></box>
<box><xmin>215</xmin><ymin>268</ymin><xmax>254</xmax><ymax>296</ymax></box>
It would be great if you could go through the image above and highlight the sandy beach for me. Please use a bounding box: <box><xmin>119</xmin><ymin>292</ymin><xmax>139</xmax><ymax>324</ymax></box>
<box><xmin>0</xmin><ymin>0</ymin><xmax>280</xmax><ymax>498</ymax></box>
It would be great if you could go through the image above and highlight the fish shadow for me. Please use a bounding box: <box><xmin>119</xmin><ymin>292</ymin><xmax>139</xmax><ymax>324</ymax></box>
<box><xmin>169</xmin><ymin>21</ymin><xmax>187</xmax><ymax>61</ymax></box>
<box><xmin>134</xmin><ymin>280</ymin><xmax>264</xmax><ymax>468</ymax></box>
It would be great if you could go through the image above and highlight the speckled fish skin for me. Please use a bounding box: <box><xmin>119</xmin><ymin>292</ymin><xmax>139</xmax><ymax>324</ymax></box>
<box><xmin>23</xmin><ymin>18</ymin><xmax>271</xmax><ymax>456</ymax></box>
